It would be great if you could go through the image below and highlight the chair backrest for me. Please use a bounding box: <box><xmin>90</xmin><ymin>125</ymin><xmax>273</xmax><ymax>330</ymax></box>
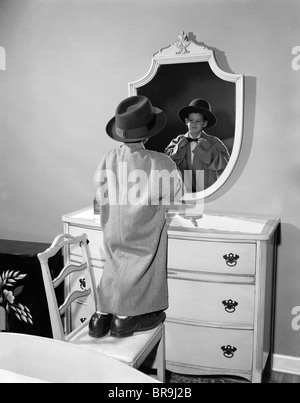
<box><xmin>38</xmin><ymin>233</ymin><xmax>98</xmax><ymax>341</ymax></box>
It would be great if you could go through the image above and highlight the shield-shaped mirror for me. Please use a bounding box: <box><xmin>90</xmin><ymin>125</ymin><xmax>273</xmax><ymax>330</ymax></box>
<box><xmin>128</xmin><ymin>31</ymin><xmax>244</xmax><ymax>201</ymax></box>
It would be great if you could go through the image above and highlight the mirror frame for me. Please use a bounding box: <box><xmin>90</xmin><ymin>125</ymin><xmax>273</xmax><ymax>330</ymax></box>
<box><xmin>128</xmin><ymin>32</ymin><xmax>244</xmax><ymax>200</ymax></box>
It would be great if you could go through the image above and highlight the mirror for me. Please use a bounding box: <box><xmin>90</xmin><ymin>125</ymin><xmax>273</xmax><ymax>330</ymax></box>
<box><xmin>128</xmin><ymin>32</ymin><xmax>244</xmax><ymax>200</ymax></box>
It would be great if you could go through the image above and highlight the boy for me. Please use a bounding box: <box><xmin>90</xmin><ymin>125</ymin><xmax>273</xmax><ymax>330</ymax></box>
<box><xmin>165</xmin><ymin>98</ymin><xmax>230</xmax><ymax>192</ymax></box>
<box><xmin>89</xmin><ymin>95</ymin><xmax>184</xmax><ymax>338</ymax></box>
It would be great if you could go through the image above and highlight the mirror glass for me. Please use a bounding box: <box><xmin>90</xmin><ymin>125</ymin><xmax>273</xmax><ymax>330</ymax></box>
<box><xmin>129</xmin><ymin>32</ymin><xmax>244</xmax><ymax>200</ymax></box>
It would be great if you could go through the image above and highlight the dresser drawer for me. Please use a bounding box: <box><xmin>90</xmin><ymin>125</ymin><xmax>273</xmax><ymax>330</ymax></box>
<box><xmin>68</xmin><ymin>266</ymin><xmax>103</xmax><ymax>331</ymax></box>
<box><xmin>71</xmin><ymin>301</ymin><xmax>94</xmax><ymax>329</ymax></box>
<box><xmin>68</xmin><ymin>265</ymin><xmax>103</xmax><ymax>297</ymax></box>
<box><xmin>168</xmin><ymin>239</ymin><xmax>256</xmax><ymax>275</ymax></box>
<box><xmin>166</xmin><ymin>321</ymin><xmax>253</xmax><ymax>371</ymax></box>
<box><xmin>167</xmin><ymin>278</ymin><xmax>255</xmax><ymax>326</ymax></box>
<box><xmin>68</xmin><ymin>226</ymin><xmax>105</xmax><ymax>268</ymax></box>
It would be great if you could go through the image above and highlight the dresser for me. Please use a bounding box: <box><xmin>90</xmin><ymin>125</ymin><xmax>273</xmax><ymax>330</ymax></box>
<box><xmin>62</xmin><ymin>207</ymin><xmax>279</xmax><ymax>383</ymax></box>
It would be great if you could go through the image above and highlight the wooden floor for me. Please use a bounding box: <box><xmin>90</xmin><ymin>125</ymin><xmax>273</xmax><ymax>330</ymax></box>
<box><xmin>165</xmin><ymin>370</ymin><xmax>300</xmax><ymax>383</ymax></box>
<box><xmin>266</xmin><ymin>371</ymin><xmax>300</xmax><ymax>383</ymax></box>
<box><xmin>142</xmin><ymin>364</ymin><xmax>300</xmax><ymax>383</ymax></box>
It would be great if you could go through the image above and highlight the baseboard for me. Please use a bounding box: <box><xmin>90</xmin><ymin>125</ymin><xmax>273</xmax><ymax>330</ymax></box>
<box><xmin>272</xmin><ymin>353</ymin><xmax>300</xmax><ymax>375</ymax></box>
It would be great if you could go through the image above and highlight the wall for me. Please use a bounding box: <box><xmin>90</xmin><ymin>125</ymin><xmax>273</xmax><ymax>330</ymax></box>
<box><xmin>1</xmin><ymin>0</ymin><xmax>300</xmax><ymax>359</ymax></box>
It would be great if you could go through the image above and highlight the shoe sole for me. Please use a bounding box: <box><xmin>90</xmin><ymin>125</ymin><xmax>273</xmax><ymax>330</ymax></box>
<box><xmin>89</xmin><ymin>328</ymin><xmax>110</xmax><ymax>338</ymax></box>
<box><xmin>110</xmin><ymin>312</ymin><xmax>166</xmax><ymax>338</ymax></box>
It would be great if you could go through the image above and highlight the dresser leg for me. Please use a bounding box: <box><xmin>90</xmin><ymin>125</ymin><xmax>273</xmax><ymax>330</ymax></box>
<box><xmin>252</xmin><ymin>370</ymin><xmax>263</xmax><ymax>383</ymax></box>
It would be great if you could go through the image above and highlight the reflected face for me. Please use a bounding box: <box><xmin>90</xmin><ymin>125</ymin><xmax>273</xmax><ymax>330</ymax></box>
<box><xmin>185</xmin><ymin>113</ymin><xmax>207</xmax><ymax>138</ymax></box>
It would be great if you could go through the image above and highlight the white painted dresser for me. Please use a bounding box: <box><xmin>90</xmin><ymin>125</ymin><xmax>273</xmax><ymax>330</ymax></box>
<box><xmin>62</xmin><ymin>207</ymin><xmax>279</xmax><ymax>383</ymax></box>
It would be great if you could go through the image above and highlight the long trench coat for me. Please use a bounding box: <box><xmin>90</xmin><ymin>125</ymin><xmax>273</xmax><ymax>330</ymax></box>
<box><xmin>94</xmin><ymin>143</ymin><xmax>184</xmax><ymax>316</ymax></box>
<box><xmin>165</xmin><ymin>132</ymin><xmax>230</xmax><ymax>192</ymax></box>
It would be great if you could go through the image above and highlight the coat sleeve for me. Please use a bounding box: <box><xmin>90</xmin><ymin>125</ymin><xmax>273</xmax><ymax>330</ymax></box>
<box><xmin>164</xmin><ymin>135</ymin><xmax>189</xmax><ymax>165</ymax></box>
<box><xmin>163</xmin><ymin>156</ymin><xmax>186</xmax><ymax>205</ymax></box>
<box><xmin>193</xmin><ymin>137</ymin><xmax>230</xmax><ymax>172</ymax></box>
<box><xmin>93</xmin><ymin>152</ymin><xmax>118</xmax><ymax>206</ymax></box>
<box><xmin>93</xmin><ymin>155</ymin><xmax>106</xmax><ymax>203</ymax></box>
<box><xmin>150</xmin><ymin>153</ymin><xmax>186</xmax><ymax>206</ymax></box>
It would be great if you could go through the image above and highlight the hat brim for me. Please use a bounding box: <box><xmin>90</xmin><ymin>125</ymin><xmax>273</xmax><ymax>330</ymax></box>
<box><xmin>178</xmin><ymin>106</ymin><xmax>217</xmax><ymax>128</ymax></box>
<box><xmin>106</xmin><ymin>107</ymin><xmax>167</xmax><ymax>143</ymax></box>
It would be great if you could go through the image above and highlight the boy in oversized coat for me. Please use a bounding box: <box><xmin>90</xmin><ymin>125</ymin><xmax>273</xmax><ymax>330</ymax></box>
<box><xmin>165</xmin><ymin>98</ymin><xmax>230</xmax><ymax>193</ymax></box>
<box><xmin>89</xmin><ymin>95</ymin><xmax>185</xmax><ymax>338</ymax></box>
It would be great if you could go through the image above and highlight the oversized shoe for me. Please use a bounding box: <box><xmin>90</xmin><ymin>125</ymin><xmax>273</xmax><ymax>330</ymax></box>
<box><xmin>89</xmin><ymin>312</ymin><xmax>113</xmax><ymax>338</ymax></box>
<box><xmin>110</xmin><ymin>310</ymin><xmax>166</xmax><ymax>338</ymax></box>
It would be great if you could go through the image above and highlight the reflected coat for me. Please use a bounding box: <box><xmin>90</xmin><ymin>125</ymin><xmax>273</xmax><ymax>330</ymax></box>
<box><xmin>165</xmin><ymin>132</ymin><xmax>230</xmax><ymax>192</ymax></box>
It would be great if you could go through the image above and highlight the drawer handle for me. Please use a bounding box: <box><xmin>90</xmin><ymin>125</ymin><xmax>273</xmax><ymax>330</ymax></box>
<box><xmin>221</xmin><ymin>345</ymin><xmax>237</xmax><ymax>359</ymax></box>
<box><xmin>80</xmin><ymin>318</ymin><xmax>87</xmax><ymax>323</ymax></box>
<box><xmin>222</xmin><ymin>299</ymin><xmax>238</xmax><ymax>313</ymax></box>
<box><xmin>79</xmin><ymin>278</ymin><xmax>86</xmax><ymax>290</ymax></box>
<box><xmin>223</xmin><ymin>253</ymin><xmax>240</xmax><ymax>267</ymax></box>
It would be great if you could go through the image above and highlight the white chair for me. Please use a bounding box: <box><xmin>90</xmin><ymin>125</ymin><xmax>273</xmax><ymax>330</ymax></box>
<box><xmin>37</xmin><ymin>233</ymin><xmax>165</xmax><ymax>382</ymax></box>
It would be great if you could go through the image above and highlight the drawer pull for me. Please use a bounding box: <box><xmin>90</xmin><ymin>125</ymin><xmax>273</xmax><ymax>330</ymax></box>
<box><xmin>80</xmin><ymin>318</ymin><xmax>87</xmax><ymax>323</ymax></box>
<box><xmin>221</xmin><ymin>345</ymin><xmax>237</xmax><ymax>359</ymax></box>
<box><xmin>222</xmin><ymin>299</ymin><xmax>238</xmax><ymax>313</ymax></box>
<box><xmin>223</xmin><ymin>253</ymin><xmax>240</xmax><ymax>267</ymax></box>
<box><xmin>79</xmin><ymin>278</ymin><xmax>86</xmax><ymax>290</ymax></box>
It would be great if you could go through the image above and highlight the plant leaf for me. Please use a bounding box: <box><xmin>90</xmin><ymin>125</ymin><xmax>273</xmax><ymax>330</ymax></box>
<box><xmin>14</xmin><ymin>274</ymin><xmax>27</xmax><ymax>281</ymax></box>
<box><xmin>13</xmin><ymin>286</ymin><xmax>24</xmax><ymax>297</ymax></box>
<box><xmin>21</xmin><ymin>314</ymin><xmax>27</xmax><ymax>323</ymax></box>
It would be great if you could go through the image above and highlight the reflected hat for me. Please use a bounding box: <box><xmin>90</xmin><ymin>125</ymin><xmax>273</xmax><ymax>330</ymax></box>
<box><xmin>106</xmin><ymin>95</ymin><xmax>167</xmax><ymax>143</ymax></box>
<box><xmin>178</xmin><ymin>98</ymin><xmax>217</xmax><ymax>128</ymax></box>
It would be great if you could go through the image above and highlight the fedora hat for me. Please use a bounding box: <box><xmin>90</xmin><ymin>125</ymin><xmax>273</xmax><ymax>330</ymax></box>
<box><xmin>106</xmin><ymin>95</ymin><xmax>167</xmax><ymax>143</ymax></box>
<box><xmin>178</xmin><ymin>98</ymin><xmax>217</xmax><ymax>128</ymax></box>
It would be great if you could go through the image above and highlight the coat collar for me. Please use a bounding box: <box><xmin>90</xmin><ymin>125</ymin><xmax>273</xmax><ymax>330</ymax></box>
<box><xmin>121</xmin><ymin>142</ymin><xmax>146</xmax><ymax>150</ymax></box>
<box><xmin>184</xmin><ymin>131</ymin><xmax>207</xmax><ymax>140</ymax></box>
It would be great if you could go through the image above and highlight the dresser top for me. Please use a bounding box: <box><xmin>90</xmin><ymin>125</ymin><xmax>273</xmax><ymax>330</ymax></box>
<box><xmin>62</xmin><ymin>207</ymin><xmax>280</xmax><ymax>241</ymax></box>
<box><xmin>0</xmin><ymin>239</ymin><xmax>51</xmax><ymax>257</ymax></box>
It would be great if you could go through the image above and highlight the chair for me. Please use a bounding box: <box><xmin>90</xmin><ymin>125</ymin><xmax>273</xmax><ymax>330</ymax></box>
<box><xmin>0</xmin><ymin>332</ymin><xmax>161</xmax><ymax>383</ymax></box>
<box><xmin>37</xmin><ymin>233</ymin><xmax>165</xmax><ymax>382</ymax></box>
